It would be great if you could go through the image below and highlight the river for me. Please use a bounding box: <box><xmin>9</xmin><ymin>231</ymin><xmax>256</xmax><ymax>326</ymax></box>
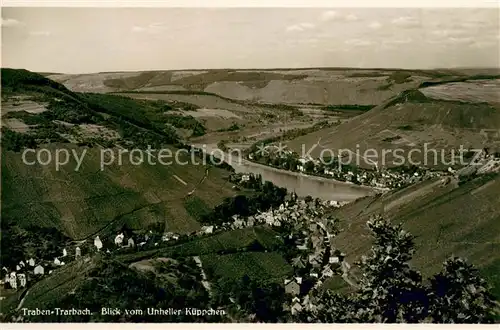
<box><xmin>194</xmin><ymin>144</ymin><xmax>379</xmax><ymax>202</ymax></box>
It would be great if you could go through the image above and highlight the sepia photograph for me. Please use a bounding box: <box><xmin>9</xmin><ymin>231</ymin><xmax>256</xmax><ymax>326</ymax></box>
<box><xmin>1</xmin><ymin>1</ymin><xmax>499</xmax><ymax>324</ymax></box>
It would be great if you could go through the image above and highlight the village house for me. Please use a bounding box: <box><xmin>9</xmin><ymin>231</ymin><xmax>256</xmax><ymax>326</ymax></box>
<box><xmin>54</xmin><ymin>258</ymin><xmax>61</xmax><ymax>266</ymax></box>
<box><xmin>341</xmin><ymin>260</ymin><xmax>351</xmax><ymax>274</ymax></box>
<box><xmin>201</xmin><ymin>226</ymin><xmax>214</xmax><ymax>234</ymax></box>
<box><xmin>19</xmin><ymin>261</ymin><xmax>25</xmax><ymax>268</ymax></box>
<box><xmin>313</xmin><ymin>279</ymin><xmax>323</xmax><ymax>290</ymax></box>
<box><xmin>310</xmin><ymin>235</ymin><xmax>322</xmax><ymax>248</ymax></box>
<box><xmin>284</xmin><ymin>279</ymin><xmax>301</xmax><ymax>296</ymax></box>
<box><xmin>34</xmin><ymin>265</ymin><xmax>44</xmax><ymax>275</ymax></box>
<box><xmin>75</xmin><ymin>247</ymin><xmax>81</xmax><ymax>259</ymax></box>
<box><xmin>322</xmin><ymin>266</ymin><xmax>334</xmax><ymax>278</ymax></box>
<box><xmin>18</xmin><ymin>274</ymin><xmax>27</xmax><ymax>288</ymax></box>
<box><xmin>28</xmin><ymin>258</ymin><xmax>35</xmax><ymax>267</ymax></box>
<box><xmin>114</xmin><ymin>233</ymin><xmax>125</xmax><ymax>245</ymax></box>
<box><xmin>324</xmin><ymin>169</ymin><xmax>335</xmax><ymax>176</ymax></box>
<box><xmin>9</xmin><ymin>272</ymin><xmax>17</xmax><ymax>290</ymax></box>
<box><xmin>302</xmin><ymin>295</ymin><xmax>319</xmax><ymax>313</ymax></box>
<box><xmin>127</xmin><ymin>238</ymin><xmax>135</xmax><ymax>248</ymax></box>
<box><xmin>94</xmin><ymin>236</ymin><xmax>103</xmax><ymax>251</ymax></box>
<box><xmin>292</xmin><ymin>256</ymin><xmax>306</xmax><ymax>269</ymax></box>
<box><xmin>233</xmin><ymin>218</ymin><xmax>245</xmax><ymax>229</ymax></box>
<box><xmin>62</xmin><ymin>248</ymin><xmax>68</xmax><ymax>257</ymax></box>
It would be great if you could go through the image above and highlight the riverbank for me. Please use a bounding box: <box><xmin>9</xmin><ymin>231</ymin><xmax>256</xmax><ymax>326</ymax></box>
<box><xmin>193</xmin><ymin>143</ymin><xmax>380</xmax><ymax>202</ymax></box>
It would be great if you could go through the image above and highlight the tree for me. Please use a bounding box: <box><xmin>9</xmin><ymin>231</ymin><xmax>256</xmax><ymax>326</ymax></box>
<box><xmin>218</xmin><ymin>276</ymin><xmax>288</xmax><ymax>323</ymax></box>
<box><xmin>427</xmin><ymin>257</ymin><xmax>497</xmax><ymax>323</ymax></box>
<box><xmin>313</xmin><ymin>217</ymin><xmax>498</xmax><ymax>323</ymax></box>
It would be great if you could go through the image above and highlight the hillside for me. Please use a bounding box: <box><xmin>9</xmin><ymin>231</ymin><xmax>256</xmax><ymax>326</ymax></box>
<box><xmin>48</xmin><ymin>68</ymin><xmax>469</xmax><ymax>105</ymax></box>
<box><xmin>47</xmin><ymin>68</ymin><xmax>500</xmax><ymax>155</ymax></box>
<box><xmin>2</xmin><ymin>67</ymin><xmax>499</xmax><ymax>322</ymax></box>
<box><xmin>330</xmin><ymin>174</ymin><xmax>500</xmax><ymax>298</ymax></box>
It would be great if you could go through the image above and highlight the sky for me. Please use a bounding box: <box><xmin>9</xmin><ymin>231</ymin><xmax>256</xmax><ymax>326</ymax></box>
<box><xmin>1</xmin><ymin>7</ymin><xmax>499</xmax><ymax>73</ymax></box>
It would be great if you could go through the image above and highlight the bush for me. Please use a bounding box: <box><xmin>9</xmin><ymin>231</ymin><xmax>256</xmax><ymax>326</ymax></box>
<box><xmin>309</xmin><ymin>217</ymin><xmax>498</xmax><ymax>323</ymax></box>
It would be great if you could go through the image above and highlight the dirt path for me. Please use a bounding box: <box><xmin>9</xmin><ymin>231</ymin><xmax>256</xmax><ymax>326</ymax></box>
<box><xmin>173</xmin><ymin>175</ymin><xmax>187</xmax><ymax>186</ymax></box>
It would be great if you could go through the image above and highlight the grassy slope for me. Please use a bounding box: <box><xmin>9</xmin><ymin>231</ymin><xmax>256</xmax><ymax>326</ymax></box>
<box><xmin>1</xmin><ymin>143</ymin><xmax>236</xmax><ymax>239</ymax></box>
<box><xmin>330</xmin><ymin>174</ymin><xmax>500</xmax><ymax>298</ymax></box>
<box><xmin>201</xmin><ymin>251</ymin><xmax>293</xmax><ymax>284</ymax></box>
<box><xmin>115</xmin><ymin>226</ymin><xmax>283</xmax><ymax>263</ymax></box>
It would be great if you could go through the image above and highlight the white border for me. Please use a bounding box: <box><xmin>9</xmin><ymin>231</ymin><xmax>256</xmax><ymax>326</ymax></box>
<box><xmin>1</xmin><ymin>0</ymin><xmax>500</xmax><ymax>7</ymax></box>
<box><xmin>1</xmin><ymin>0</ymin><xmax>499</xmax><ymax>328</ymax></box>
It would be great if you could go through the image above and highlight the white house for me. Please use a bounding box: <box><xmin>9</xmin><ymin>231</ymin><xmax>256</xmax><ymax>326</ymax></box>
<box><xmin>34</xmin><ymin>265</ymin><xmax>44</xmax><ymax>275</ymax></box>
<box><xmin>54</xmin><ymin>258</ymin><xmax>61</xmax><ymax>266</ymax></box>
<box><xmin>62</xmin><ymin>248</ymin><xmax>68</xmax><ymax>257</ymax></box>
<box><xmin>201</xmin><ymin>226</ymin><xmax>214</xmax><ymax>234</ymax></box>
<box><xmin>291</xmin><ymin>302</ymin><xmax>302</xmax><ymax>315</ymax></box>
<box><xmin>28</xmin><ymin>258</ymin><xmax>35</xmax><ymax>267</ymax></box>
<box><xmin>16</xmin><ymin>265</ymin><xmax>21</xmax><ymax>271</ymax></box>
<box><xmin>322</xmin><ymin>266</ymin><xmax>334</xmax><ymax>278</ymax></box>
<box><xmin>9</xmin><ymin>272</ymin><xmax>17</xmax><ymax>289</ymax></box>
<box><xmin>94</xmin><ymin>236</ymin><xmax>103</xmax><ymax>251</ymax></box>
<box><xmin>19</xmin><ymin>261</ymin><xmax>25</xmax><ymax>268</ymax></box>
<box><xmin>114</xmin><ymin>233</ymin><xmax>125</xmax><ymax>245</ymax></box>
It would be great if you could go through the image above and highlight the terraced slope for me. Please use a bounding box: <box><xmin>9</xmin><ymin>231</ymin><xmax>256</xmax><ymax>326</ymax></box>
<box><xmin>287</xmin><ymin>79</ymin><xmax>500</xmax><ymax>169</ymax></box>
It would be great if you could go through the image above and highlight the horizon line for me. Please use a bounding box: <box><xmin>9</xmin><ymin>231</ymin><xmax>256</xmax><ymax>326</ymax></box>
<box><xmin>3</xmin><ymin>65</ymin><xmax>499</xmax><ymax>76</ymax></box>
